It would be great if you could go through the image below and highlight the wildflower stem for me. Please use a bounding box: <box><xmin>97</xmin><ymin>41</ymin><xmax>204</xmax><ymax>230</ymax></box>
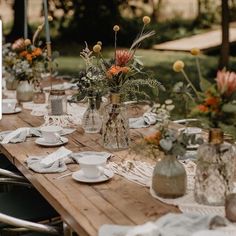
<box><xmin>195</xmin><ymin>57</ymin><xmax>202</xmax><ymax>81</ymax></box>
<box><xmin>181</xmin><ymin>69</ymin><xmax>200</xmax><ymax>100</ymax></box>
<box><xmin>114</xmin><ymin>31</ymin><xmax>117</xmax><ymax>65</ymax></box>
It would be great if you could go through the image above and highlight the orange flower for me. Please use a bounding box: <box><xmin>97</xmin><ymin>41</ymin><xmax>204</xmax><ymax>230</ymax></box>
<box><xmin>20</xmin><ymin>50</ymin><xmax>27</xmax><ymax>57</ymax></box>
<box><xmin>197</xmin><ymin>104</ymin><xmax>209</xmax><ymax>113</ymax></box>
<box><xmin>26</xmin><ymin>54</ymin><xmax>33</xmax><ymax>62</ymax></box>
<box><xmin>32</xmin><ymin>48</ymin><xmax>42</xmax><ymax>57</ymax></box>
<box><xmin>205</xmin><ymin>96</ymin><xmax>219</xmax><ymax>106</ymax></box>
<box><xmin>116</xmin><ymin>50</ymin><xmax>133</xmax><ymax>66</ymax></box>
<box><xmin>144</xmin><ymin>131</ymin><xmax>161</xmax><ymax>145</ymax></box>
<box><xmin>107</xmin><ymin>65</ymin><xmax>130</xmax><ymax>77</ymax></box>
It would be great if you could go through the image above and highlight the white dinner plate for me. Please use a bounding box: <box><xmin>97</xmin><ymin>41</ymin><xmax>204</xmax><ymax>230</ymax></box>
<box><xmin>2</xmin><ymin>107</ymin><xmax>22</xmax><ymax>115</ymax></box>
<box><xmin>35</xmin><ymin>137</ymin><xmax>68</xmax><ymax>147</ymax></box>
<box><xmin>72</xmin><ymin>169</ymin><xmax>114</xmax><ymax>183</ymax></box>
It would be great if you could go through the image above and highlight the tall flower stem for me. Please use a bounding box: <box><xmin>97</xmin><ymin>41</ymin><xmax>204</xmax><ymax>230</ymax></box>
<box><xmin>181</xmin><ymin>69</ymin><xmax>200</xmax><ymax>100</ymax></box>
<box><xmin>114</xmin><ymin>31</ymin><xmax>117</xmax><ymax>65</ymax></box>
<box><xmin>196</xmin><ymin>57</ymin><xmax>202</xmax><ymax>81</ymax></box>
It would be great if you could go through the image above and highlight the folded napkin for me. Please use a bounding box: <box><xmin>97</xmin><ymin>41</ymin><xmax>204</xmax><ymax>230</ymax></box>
<box><xmin>99</xmin><ymin>213</ymin><xmax>231</xmax><ymax>236</ymax></box>
<box><xmin>0</xmin><ymin>128</ymin><xmax>41</xmax><ymax>144</ymax></box>
<box><xmin>26</xmin><ymin>147</ymin><xmax>72</xmax><ymax>173</ymax></box>
<box><xmin>0</xmin><ymin>127</ymin><xmax>74</xmax><ymax>144</ymax></box>
<box><xmin>129</xmin><ymin>112</ymin><xmax>157</xmax><ymax>129</ymax></box>
<box><xmin>26</xmin><ymin>149</ymin><xmax>112</xmax><ymax>173</ymax></box>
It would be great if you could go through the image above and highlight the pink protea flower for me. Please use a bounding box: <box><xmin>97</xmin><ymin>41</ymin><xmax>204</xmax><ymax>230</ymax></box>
<box><xmin>115</xmin><ymin>50</ymin><xmax>133</xmax><ymax>66</ymax></box>
<box><xmin>216</xmin><ymin>70</ymin><xmax>236</xmax><ymax>97</ymax></box>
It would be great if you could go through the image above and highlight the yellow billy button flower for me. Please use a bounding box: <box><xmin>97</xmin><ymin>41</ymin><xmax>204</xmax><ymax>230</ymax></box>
<box><xmin>24</xmin><ymin>39</ymin><xmax>31</xmax><ymax>46</ymax></box>
<box><xmin>173</xmin><ymin>60</ymin><xmax>185</xmax><ymax>72</ymax></box>
<box><xmin>190</xmin><ymin>48</ymin><xmax>200</xmax><ymax>56</ymax></box>
<box><xmin>93</xmin><ymin>44</ymin><xmax>102</xmax><ymax>53</ymax></box>
<box><xmin>97</xmin><ymin>41</ymin><xmax>102</xmax><ymax>46</ymax></box>
<box><xmin>143</xmin><ymin>16</ymin><xmax>151</xmax><ymax>25</ymax></box>
<box><xmin>113</xmin><ymin>25</ymin><xmax>120</xmax><ymax>32</ymax></box>
<box><xmin>48</xmin><ymin>16</ymin><xmax>53</xmax><ymax>21</ymax></box>
<box><xmin>37</xmin><ymin>25</ymin><xmax>43</xmax><ymax>31</ymax></box>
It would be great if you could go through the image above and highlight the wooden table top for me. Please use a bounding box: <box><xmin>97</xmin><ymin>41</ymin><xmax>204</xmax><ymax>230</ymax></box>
<box><xmin>0</xmin><ymin>107</ymin><xmax>180</xmax><ymax>236</ymax></box>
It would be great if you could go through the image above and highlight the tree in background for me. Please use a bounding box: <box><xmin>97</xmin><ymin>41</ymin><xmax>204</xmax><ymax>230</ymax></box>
<box><xmin>6</xmin><ymin>0</ymin><xmax>25</xmax><ymax>42</ymax></box>
<box><xmin>50</xmin><ymin>0</ymin><xmax>124</xmax><ymax>44</ymax></box>
<box><xmin>219</xmin><ymin>0</ymin><xmax>230</xmax><ymax>69</ymax></box>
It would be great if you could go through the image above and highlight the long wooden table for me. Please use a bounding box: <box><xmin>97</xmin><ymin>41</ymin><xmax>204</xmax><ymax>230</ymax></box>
<box><xmin>0</xmin><ymin>108</ymin><xmax>180</xmax><ymax>236</ymax></box>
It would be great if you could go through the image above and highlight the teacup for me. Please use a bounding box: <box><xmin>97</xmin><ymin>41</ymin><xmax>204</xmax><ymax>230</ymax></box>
<box><xmin>78</xmin><ymin>156</ymin><xmax>107</xmax><ymax>179</ymax></box>
<box><xmin>40</xmin><ymin>126</ymin><xmax>63</xmax><ymax>144</ymax></box>
<box><xmin>2</xmin><ymin>99</ymin><xmax>17</xmax><ymax>113</ymax></box>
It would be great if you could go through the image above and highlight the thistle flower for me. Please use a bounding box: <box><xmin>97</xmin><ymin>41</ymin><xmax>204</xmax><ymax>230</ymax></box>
<box><xmin>113</xmin><ymin>25</ymin><xmax>120</xmax><ymax>32</ymax></box>
<box><xmin>116</xmin><ymin>50</ymin><xmax>133</xmax><ymax>66</ymax></box>
<box><xmin>190</xmin><ymin>48</ymin><xmax>200</xmax><ymax>56</ymax></box>
<box><xmin>173</xmin><ymin>60</ymin><xmax>184</xmax><ymax>72</ymax></box>
<box><xmin>143</xmin><ymin>16</ymin><xmax>151</xmax><ymax>25</ymax></box>
<box><xmin>93</xmin><ymin>44</ymin><xmax>102</xmax><ymax>53</ymax></box>
<box><xmin>216</xmin><ymin>70</ymin><xmax>236</xmax><ymax>97</ymax></box>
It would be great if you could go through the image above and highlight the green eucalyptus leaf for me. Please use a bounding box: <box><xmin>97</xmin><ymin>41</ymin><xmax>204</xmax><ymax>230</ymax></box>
<box><xmin>160</xmin><ymin>139</ymin><xmax>172</xmax><ymax>151</ymax></box>
<box><xmin>222</xmin><ymin>103</ymin><xmax>236</xmax><ymax>113</ymax></box>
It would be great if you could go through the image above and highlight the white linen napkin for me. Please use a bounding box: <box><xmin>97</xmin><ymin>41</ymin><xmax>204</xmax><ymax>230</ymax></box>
<box><xmin>129</xmin><ymin>112</ymin><xmax>157</xmax><ymax>129</ymax></box>
<box><xmin>99</xmin><ymin>213</ymin><xmax>232</xmax><ymax>236</ymax></box>
<box><xmin>40</xmin><ymin>147</ymin><xmax>72</xmax><ymax>167</ymax></box>
<box><xmin>0</xmin><ymin>128</ymin><xmax>41</xmax><ymax>144</ymax></box>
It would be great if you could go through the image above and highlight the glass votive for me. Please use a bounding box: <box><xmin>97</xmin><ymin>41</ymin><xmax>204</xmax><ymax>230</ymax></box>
<box><xmin>48</xmin><ymin>89</ymin><xmax>67</xmax><ymax>115</ymax></box>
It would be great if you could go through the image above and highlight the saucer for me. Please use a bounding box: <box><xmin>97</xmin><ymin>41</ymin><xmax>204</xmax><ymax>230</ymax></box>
<box><xmin>72</xmin><ymin>169</ymin><xmax>114</xmax><ymax>183</ymax></box>
<box><xmin>35</xmin><ymin>137</ymin><xmax>68</xmax><ymax>147</ymax></box>
<box><xmin>2</xmin><ymin>107</ymin><xmax>22</xmax><ymax>115</ymax></box>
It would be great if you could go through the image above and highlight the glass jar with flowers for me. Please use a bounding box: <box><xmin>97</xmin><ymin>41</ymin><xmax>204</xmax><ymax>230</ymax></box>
<box><xmin>72</xmin><ymin>43</ymin><xmax>107</xmax><ymax>133</ymax></box>
<box><xmin>173</xmin><ymin>50</ymin><xmax>236</xmax><ymax>205</ymax></box>
<box><xmin>97</xmin><ymin>16</ymin><xmax>163</xmax><ymax>150</ymax></box>
<box><xmin>191</xmin><ymin>70</ymin><xmax>236</xmax><ymax>206</ymax></box>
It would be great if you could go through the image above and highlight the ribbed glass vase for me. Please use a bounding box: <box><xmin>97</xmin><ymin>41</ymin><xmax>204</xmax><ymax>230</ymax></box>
<box><xmin>102</xmin><ymin>93</ymin><xmax>129</xmax><ymax>150</ymax></box>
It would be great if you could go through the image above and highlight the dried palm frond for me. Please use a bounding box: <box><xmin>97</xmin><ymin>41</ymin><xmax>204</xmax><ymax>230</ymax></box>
<box><xmin>130</xmin><ymin>30</ymin><xmax>155</xmax><ymax>51</ymax></box>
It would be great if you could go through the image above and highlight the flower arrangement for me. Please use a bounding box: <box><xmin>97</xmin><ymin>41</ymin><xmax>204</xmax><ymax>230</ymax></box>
<box><xmin>72</xmin><ymin>43</ymin><xmax>107</xmax><ymax>103</ymax></box>
<box><xmin>173</xmin><ymin>49</ymin><xmax>236</xmax><ymax>137</ymax></box>
<box><xmin>11</xmin><ymin>37</ymin><xmax>48</xmax><ymax>82</ymax></box>
<box><xmin>134</xmin><ymin>125</ymin><xmax>203</xmax><ymax>159</ymax></box>
<box><xmin>91</xmin><ymin>16</ymin><xmax>164</xmax><ymax>101</ymax></box>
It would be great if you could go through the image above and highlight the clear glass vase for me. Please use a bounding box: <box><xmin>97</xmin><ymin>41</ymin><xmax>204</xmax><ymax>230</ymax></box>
<box><xmin>102</xmin><ymin>93</ymin><xmax>129</xmax><ymax>150</ymax></box>
<box><xmin>152</xmin><ymin>154</ymin><xmax>187</xmax><ymax>198</ymax></box>
<box><xmin>194</xmin><ymin>128</ymin><xmax>235</xmax><ymax>206</ymax></box>
<box><xmin>82</xmin><ymin>96</ymin><xmax>102</xmax><ymax>133</ymax></box>
<box><xmin>5</xmin><ymin>73</ymin><xmax>18</xmax><ymax>90</ymax></box>
<box><xmin>16</xmin><ymin>80</ymin><xmax>34</xmax><ymax>102</ymax></box>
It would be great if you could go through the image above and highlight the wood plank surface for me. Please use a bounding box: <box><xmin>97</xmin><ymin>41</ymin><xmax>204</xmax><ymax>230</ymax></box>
<box><xmin>0</xmin><ymin>108</ymin><xmax>180</xmax><ymax>236</ymax></box>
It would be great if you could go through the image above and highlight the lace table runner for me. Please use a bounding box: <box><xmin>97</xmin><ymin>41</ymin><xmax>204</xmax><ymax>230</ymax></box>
<box><xmin>108</xmin><ymin>160</ymin><xmax>236</xmax><ymax>216</ymax></box>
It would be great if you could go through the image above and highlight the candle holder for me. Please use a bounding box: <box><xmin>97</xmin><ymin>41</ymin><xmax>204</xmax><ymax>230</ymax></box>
<box><xmin>48</xmin><ymin>90</ymin><xmax>67</xmax><ymax>115</ymax></box>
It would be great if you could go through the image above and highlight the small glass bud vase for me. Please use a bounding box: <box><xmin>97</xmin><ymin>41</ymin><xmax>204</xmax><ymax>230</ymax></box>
<box><xmin>82</xmin><ymin>96</ymin><xmax>102</xmax><ymax>133</ymax></box>
<box><xmin>48</xmin><ymin>90</ymin><xmax>67</xmax><ymax>116</ymax></box>
<box><xmin>194</xmin><ymin>128</ymin><xmax>235</xmax><ymax>206</ymax></box>
<box><xmin>102</xmin><ymin>93</ymin><xmax>129</xmax><ymax>150</ymax></box>
<box><xmin>152</xmin><ymin>154</ymin><xmax>187</xmax><ymax>198</ymax></box>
